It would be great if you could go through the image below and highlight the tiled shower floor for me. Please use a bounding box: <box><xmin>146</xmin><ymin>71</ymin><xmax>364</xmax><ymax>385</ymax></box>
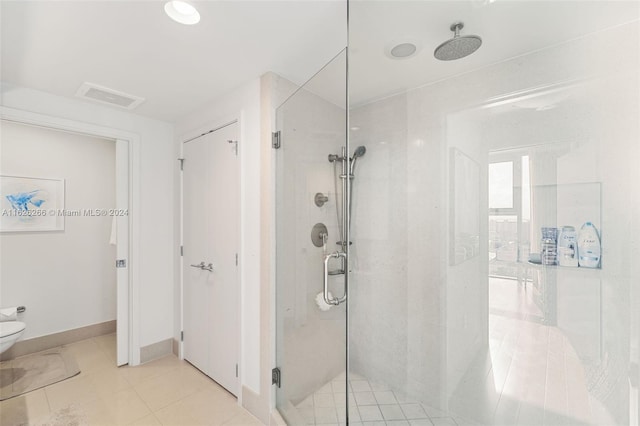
<box><xmin>294</xmin><ymin>372</ymin><xmax>463</xmax><ymax>426</ymax></box>
<box><xmin>291</xmin><ymin>304</ymin><xmax>619</xmax><ymax>426</ymax></box>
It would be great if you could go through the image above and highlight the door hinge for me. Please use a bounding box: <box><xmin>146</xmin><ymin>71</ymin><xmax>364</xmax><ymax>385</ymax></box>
<box><xmin>236</xmin><ymin>364</ymin><xmax>239</xmax><ymax>378</ymax></box>
<box><xmin>228</xmin><ymin>140</ymin><xmax>238</xmax><ymax>156</ymax></box>
<box><xmin>116</xmin><ymin>259</ymin><xmax>127</xmax><ymax>268</ymax></box>
<box><xmin>180</xmin><ymin>246</ymin><xmax>183</xmax><ymax>256</ymax></box>
<box><xmin>178</xmin><ymin>158</ymin><xmax>184</xmax><ymax>171</ymax></box>
<box><xmin>272</xmin><ymin>367</ymin><xmax>281</xmax><ymax>388</ymax></box>
<box><xmin>272</xmin><ymin>131</ymin><xmax>281</xmax><ymax>149</ymax></box>
<box><xmin>180</xmin><ymin>331</ymin><xmax>184</xmax><ymax>342</ymax></box>
<box><xmin>235</xmin><ymin>253</ymin><xmax>238</xmax><ymax>266</ymax></box>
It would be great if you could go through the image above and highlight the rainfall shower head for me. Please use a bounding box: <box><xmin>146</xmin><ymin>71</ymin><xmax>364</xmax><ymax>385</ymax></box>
<box><xmin>434</xmin><ymin>22</ymin><xmax>482</xmax><ymax>61</ymax></box>
<box><xmin>350</xmin><ymin>146</ymin><xmax>367</xmax><ymax>175</ymax></box>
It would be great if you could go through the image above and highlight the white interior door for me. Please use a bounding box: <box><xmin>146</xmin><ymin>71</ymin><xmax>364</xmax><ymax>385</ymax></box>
<box><xmin>183</xmin><ymin>122</ymin><xmax>240</xmax><ymax>395</ymax></box>
<box><xmin>183</xmin><ymin>136</ymin><xmax>210</xmax><ymax>372</ymax></box>
<box><xmin>115</xmin><ymin>139</ymin><xmax>129</xmax><ymax>366</ymax></box>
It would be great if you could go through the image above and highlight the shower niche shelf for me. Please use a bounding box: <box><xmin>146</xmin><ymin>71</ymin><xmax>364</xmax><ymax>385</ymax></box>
<box><xmin>526</xmin><ymin>261</ymin><xmax>602</xmax><ymax>272</ymax></box>
<box><xmin>528</xmin><ymin>181</ymin><xmax>603</xmax><ymax>271</ymax></box>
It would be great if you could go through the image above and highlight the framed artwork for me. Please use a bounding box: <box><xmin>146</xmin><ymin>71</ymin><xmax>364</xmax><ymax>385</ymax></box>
<box><xmin>0</xmin><ymin>175</ymin><xmax>65</xmax><ymax>232</ymax></box>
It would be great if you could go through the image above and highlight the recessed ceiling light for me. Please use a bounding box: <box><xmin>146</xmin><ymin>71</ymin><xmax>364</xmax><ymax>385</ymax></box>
<box><xmin>164</xmin><ymin>1</ymin><xmax>200</xmax><ymax>25</ymax></box>
<box><xmin>385</xmin><ymin>39</ymin><xmax>421</xmax><ymax>60</ymax></box>
<box><xmin>391</xmin><ymin>43</ymin><xmax>417</xmax><ymax>58</ymax></box>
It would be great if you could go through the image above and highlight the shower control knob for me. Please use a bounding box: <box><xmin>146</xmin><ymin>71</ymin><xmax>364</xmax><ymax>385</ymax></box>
<box><xmin>315</xmin><ymin>193</ymin><xmax>329</xmax><ymax>207</ymax></box>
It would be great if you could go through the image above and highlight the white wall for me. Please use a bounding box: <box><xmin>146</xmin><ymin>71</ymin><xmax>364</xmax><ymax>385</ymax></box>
<box><xmin>1</xmin><ymin>82</ymin><xmax>175</xmax><ymax>351</ymax></box>
<box><xmin>174</xmin><ymin>78</ymin><xmax>262</xmax><ymax>394</ymax></box>
<box><xmin>1</xmin><ymin>121</ymin><xmax>116</xmax><ymax>339</ymax></box>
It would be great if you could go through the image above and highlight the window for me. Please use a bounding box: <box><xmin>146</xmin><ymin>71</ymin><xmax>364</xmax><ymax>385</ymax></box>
<box><xmin>489</xmin><ymin>154</ymin><xmax>532</xmax><ymax>278</ymax></box>
<box><xmin>489</xmin><ymin>161</ymin><xmax>513</xmax><ymax>209</ymax></box>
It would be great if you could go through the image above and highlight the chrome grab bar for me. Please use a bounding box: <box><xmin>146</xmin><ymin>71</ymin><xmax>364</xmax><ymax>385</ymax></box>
<box><xmin>323</xmin><ymin>251</ymin><xmax>347</xmax><ymax>306</ymax></box>
<box><xmin>190</xmin><ymin>261</ymin><xmax>214</xmax><ymax>272</ymax></box>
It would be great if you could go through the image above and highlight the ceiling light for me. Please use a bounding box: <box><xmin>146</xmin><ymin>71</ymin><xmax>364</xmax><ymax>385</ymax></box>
<box><xmin>385</xmin><ymin>39</ymin><xmax>421</xmax><ymax>60</ymax></box>
<box><xmin>391</xmin><ymin>43</ymin><xmax>417</xmax><ymax>58</ymax></box>
<box><xmin>164</xmin><ymin>1</ymin><xmax>200</xmax><ymax>25</ymax></box>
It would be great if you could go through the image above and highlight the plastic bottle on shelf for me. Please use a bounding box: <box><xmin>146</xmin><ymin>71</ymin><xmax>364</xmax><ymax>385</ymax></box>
<box><xmin>558</xmin><ymin>226</ymin><xmax>578</xmax><ymax>267</ymax></box>
<box><xmin>541</xmin><ymin>227</ymin><xmax>558</xmax><ymax>265</ymax></box>
<box><xmin>577</xmin><ymin>222</ymin><xmax>601</xmax><ymax>268</ymax></box>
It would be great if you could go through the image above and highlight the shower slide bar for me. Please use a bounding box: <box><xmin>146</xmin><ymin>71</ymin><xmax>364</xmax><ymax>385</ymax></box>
<box><xmin>323</xmin><ymin>251</ymin><xmax>347</xmax><ymax>305</ymax></box>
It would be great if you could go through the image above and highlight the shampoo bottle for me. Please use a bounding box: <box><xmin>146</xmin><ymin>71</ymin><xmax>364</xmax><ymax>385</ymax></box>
<box><xmin>558</xmin><ymin>226</ymin><xmax>578</xmax><ymax>267</ymax></box>
<box><xmin>577</xmin><ymin>222</ymin><xmax>601</xmax><ymax>268</ymax></box>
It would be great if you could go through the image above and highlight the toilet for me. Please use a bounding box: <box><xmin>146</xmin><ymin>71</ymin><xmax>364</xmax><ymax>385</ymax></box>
<box><xmin>0</xmin><ymin>321</ymin><xmax>26</xmax><ymax>354</ymax></box>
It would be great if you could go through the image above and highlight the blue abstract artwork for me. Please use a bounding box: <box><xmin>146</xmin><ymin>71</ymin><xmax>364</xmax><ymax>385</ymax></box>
<box><xmin>6</xmin><ymin>190</ymin><xmax>46</xmax><ymax>211</ymax></box>
<box><xmin>1</xmin><ymin>176</ymin><xmax>65</xmax><ymax>232</ymax></box>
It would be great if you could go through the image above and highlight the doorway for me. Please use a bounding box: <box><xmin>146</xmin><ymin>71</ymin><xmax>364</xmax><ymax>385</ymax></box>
<box><xmin>0</xmin><ymin>116</ymin><xmax>132</xmax><ymax>366</ymax></box>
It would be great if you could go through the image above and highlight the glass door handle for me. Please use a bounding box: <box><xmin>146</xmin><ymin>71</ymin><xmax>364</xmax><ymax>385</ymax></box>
<box><xmin>324</xmin><ymin>252</ymin><xmax>347</xmax><ymax>305</ymax></box>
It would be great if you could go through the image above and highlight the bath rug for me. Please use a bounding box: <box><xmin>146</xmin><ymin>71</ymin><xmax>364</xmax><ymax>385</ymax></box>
<box><xmin>31</xmin><ymin>404</ymin><xmax>89</xmax><ymax>426</ymax></box>
<box><xmin>0</xmin><ymin>348</ymin><xmax>80</xmax><ymax>400</ymax></box>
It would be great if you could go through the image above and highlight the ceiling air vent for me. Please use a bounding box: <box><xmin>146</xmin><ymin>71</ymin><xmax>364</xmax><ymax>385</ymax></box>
<box><xmin>76</xmin><ymin>82</ymin><xmax>144</xmax><ymax>110</ymax></box>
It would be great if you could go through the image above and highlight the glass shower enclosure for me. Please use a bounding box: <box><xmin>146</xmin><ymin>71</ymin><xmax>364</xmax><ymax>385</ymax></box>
<box><xmin>275</xmin><ymin>50</ymin><xmax>350</xmax><ymax>425</ymax></box>
<box><xmin>275</xmin><ymin>2</ymin><xmax>640</xmax><ymax>425</ymax></box>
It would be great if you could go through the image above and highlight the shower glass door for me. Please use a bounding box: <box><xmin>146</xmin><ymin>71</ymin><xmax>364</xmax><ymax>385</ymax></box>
<box><xmin>274</xmin><ymin>50</ymin><xmax>349</xmax><ymax>425</ymax></box>
<box><xmin>347</xmin><ymin>2</ymin><xmax>639</xmax><ymax>425</ymax></box>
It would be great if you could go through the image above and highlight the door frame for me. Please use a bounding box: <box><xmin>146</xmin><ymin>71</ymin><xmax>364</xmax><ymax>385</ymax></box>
<box><xmin>0</xmin><ymin>106</ymin><xmax>141</xmax><ymax>366</ymax></box>
<box><xmin>179</xmin><ymin>116</ymin><xmax>242</xmax><ymax>399</ymax></box>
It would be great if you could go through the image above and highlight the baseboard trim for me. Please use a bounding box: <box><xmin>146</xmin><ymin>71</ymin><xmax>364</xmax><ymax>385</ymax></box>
<box><xmin>172</xmin><ymin>338</ymin><xmax>179</xmax><ymax>356</ymax></box>
<box><xmin>270</xmin><ymin>409</ymin><xmax>287</xmax><ymax>426</ymax></box>
<box><xmin>242</xmin><ymin>385</ymin><xmax>270</xmax><ymax>425</ymax></box>
<box><xmin>140</xmin><ymin>338</ymin><xmax>173</xmax><ymax>364</ymax></box>
<box><xmin>0</xmin><ymin>320</ymin><xmax>116</xmax><ymax>361</ymax></box>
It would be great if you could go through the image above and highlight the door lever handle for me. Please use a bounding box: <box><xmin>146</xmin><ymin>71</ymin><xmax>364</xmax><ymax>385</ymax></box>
<box><xmin>190</xmin><ymin>262</ymin><xmax>214</xmax><ymax>272</ymax></box>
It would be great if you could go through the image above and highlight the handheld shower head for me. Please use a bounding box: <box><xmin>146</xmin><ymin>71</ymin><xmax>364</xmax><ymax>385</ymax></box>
<box><xmin>349</xmin><ymin>145</ymin><xmax>367</xmax><ymax>175</ymax></box>
<box><xmin>353</xmin><ymin>146</ymin><xmax>367</xmax><ymax>159</ymax></box>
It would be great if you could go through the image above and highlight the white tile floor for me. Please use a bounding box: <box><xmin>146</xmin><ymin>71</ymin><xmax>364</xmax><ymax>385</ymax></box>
<box><xmin>0</xmin><ymin>333</ymin><xmax>262</xmax><ymax>426</ymax></box>
<box><xmin>294</xmin><ymin>372</ymin><xmax>463</xmax><ymax>426</ymax></box>
<box><xmin>5</xmin><ymin>324</ymin><xmax>612</xmax><ymax>425</ymax></box>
